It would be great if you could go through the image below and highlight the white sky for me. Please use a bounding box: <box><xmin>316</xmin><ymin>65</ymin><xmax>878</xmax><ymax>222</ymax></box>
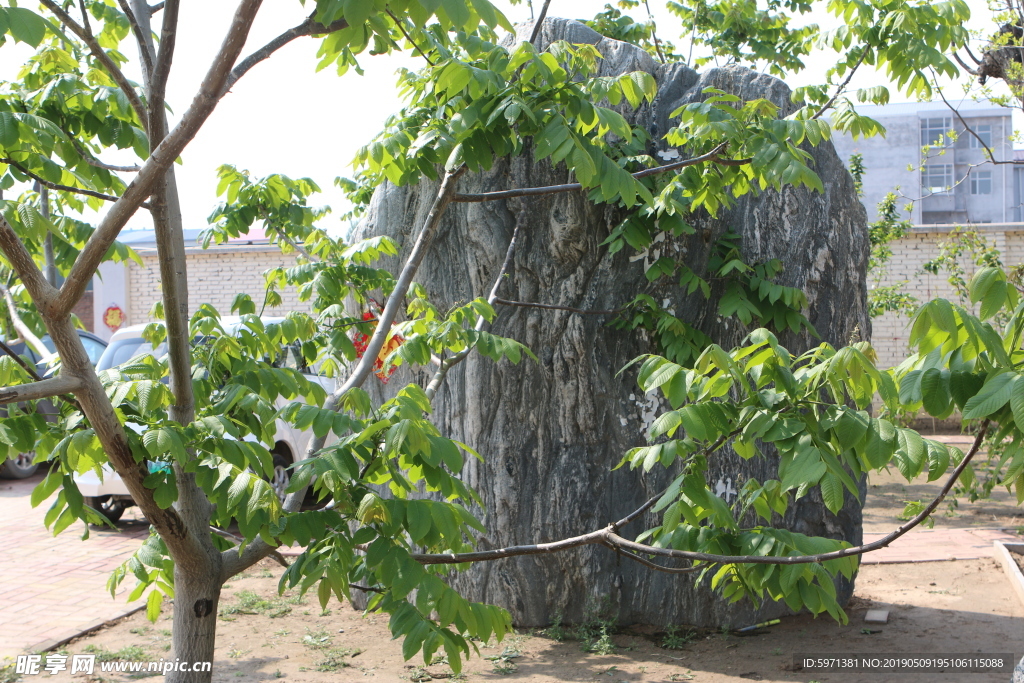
<box><xmin>0</xmin><ymin>0</ymin><xmax>1007</xmax><ymax>237</ymax></box>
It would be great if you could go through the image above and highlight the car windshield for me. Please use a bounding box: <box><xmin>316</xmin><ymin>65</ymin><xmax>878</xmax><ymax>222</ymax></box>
<box><xmin>97</xmin><ymin>337</ymin><xmax>166</xmax><ymax>371</ymax></box>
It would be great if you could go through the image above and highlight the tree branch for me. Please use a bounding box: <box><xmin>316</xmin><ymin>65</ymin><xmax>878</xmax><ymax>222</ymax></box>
<box><xmin>952</xmin><ymin>52</ymin><xmax>979</xmax><ymax>76</ymax></box>
<box><xmin>62</xmin><ymin>131</ymin><xmax>141</xmax><ymax>172</ymax></box>
<box><xmin>148</xmin><ymin>0</ymin><xmax>180</xmax><ymax>131</ymax></box>
<box><xmin>116</xmin><ymin>0</ymin><xmax>154</xmax><ymax>79</ymax></box>
<box><xmin>528</xmin><ymin>0</ymin><xmax>552</xmax><ymax>45</ymax></box>
<box><xmin>0</xmin><ymin>375</ymin><xmax>84</xmax><ymax>404</ymax></box>
<box><xmin>0</xmin><ymin>281</ymin><xmax>48</xmax><ymax>357</ymax></box>
<box><xmin>603</xmin><ymin>542</ymin><xmax>700</xmax><ymax>574</ymax></box>
<box><xmin>494</xmin><ymin>298</ymin><xmax>625</xmax><ymax>316</ymax></box>
<box><xmin>1</xmin><ymin>157</ymin><xmax>135</xmax><ymax>205</ymax></box>
<box><xmin>0</xmin><ymin>337</ymin><xmax>44</xmax><ymax>381</ymax></box>
<box><xmin>452</xmin><ymin>143</ymin><xmax>732</xmax><ymax>203</ymax></box>
<box><xmin>396</xmin><ymin>424</ymin><xmax>987</xmax><ymax>568</ymax></box>
<box><xmin>54</xmin><ymin>0</ymin><xmax>265</xmax><ymax>318</ymax></box>
<box><xmin>220</xmin><ymin>167</ymin><xmax>466</xmax><ymax>581</ymax></box>
<box><xmin>934</xmin><ymin>85</ymin><xmax>1018</xmax><ymax>166</ymax></box>
<box><xmin>38</xmin><ymin>0</ymin><xmax>149</xmax><ymax>129</ymax></box>
<box><xmin>0</xmin><ymin>216</ymin><xmax>58</xmax><ymax>313</ymax></box>
<box><xmin>811</xmin><ymin>46</ymin><xmax>868</xmax><ymax>120</ymax></box>
<box><xmin>425</xmin><ymin>221</ymin><xmax>520</xmax><ymax>401</ymax></box>
<box><xmin>210</xmin><ymin>526</ymin><xmax>289</xmax><ymax>568</ymax></box>
<box><xmin>385</xmin><ymin>9</ymin><xmax>434</xmax><ymax>66</ymax></box>
<box><xmin>221</xmin><ymin>15</ymin><xmax>349</xmax><ymax>96</ymax></box>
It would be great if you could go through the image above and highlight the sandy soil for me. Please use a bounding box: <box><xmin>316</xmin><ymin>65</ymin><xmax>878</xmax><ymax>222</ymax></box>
<box><xmin>18</xmin><ymin>468</ymin><xmax>1024</xmax><ymax>683</ymax></box>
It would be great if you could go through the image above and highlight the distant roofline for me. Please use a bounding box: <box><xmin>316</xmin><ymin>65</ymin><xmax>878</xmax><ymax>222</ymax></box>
<box><xmin>847</xmin><ymin>100</ymin><xmax>1012</xmax><ymax>117</ymax></box>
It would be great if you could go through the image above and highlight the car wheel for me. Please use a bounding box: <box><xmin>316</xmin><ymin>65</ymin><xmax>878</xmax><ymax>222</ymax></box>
<box><xmin>271</xmin><ymin>452</ymin><xmax>291</xmax><ymax>504</ymax></box>
<box><xmin>85</xmin><ymin>495</ymin><xmax>127</xmax><ymax>523</ymax></box>
<box><xmin>0</xmin><ymin>450</ymin><xmax>38</xmax><ymax>479</ymax></box>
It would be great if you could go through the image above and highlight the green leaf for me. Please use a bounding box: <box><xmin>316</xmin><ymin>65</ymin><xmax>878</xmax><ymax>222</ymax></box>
<box><xmin>919</xmin><ymin>368</ymin><xmax>951</xmax><ymax>417</ymax></box>
<box><xmin>962</xmin><ymin>372</ymin><xmax>1016</xmax><ymax>419</ymax></box>
<box><xmin>5</xmin><ymin>8</ymin><xmax>47</xmax><ymax>47</ymax></box>
<box><xmin>146</xmin><ymin>590</ymin><xmax>163</xmax><ymax>622</ymax></box>
<box><xmin>820</xmin><ymin>472</ymin><xmax>843</xmax><ymax>514</ymax></box>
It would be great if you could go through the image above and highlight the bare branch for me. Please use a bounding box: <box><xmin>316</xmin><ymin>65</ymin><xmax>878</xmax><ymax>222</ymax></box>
<box><xmin>0</xmin><ymin>375</ymin><xmax>84</xmax><ymax>404</ymax></box>
<box><xmin>272</xmin><ymin>228</ymin><xmax>319</xmax><ymax>262</ymax></box>
<box><xmin>603</xmin><ymin>542</ymin><xmax>700</xmax><ymax>574</ymax></box>
<box><xmin>38</xmin><ymin>0</ymin><xmax>148</xmax><ymax>129</ymax></box>
<box><xmin>61</xmin><ymin>130</ymin><xmax>141</xmax><ymax>172</ymax></box>
<box><xmin>1</xmin><ymin>157</ymin><xmax>134</xmax><ymax>205</ymax></box>
<box><xmin>149</xmin><ymin>2</ymin><xmax>164</xmax><ymax>13</ymax></box>
<box><xmin>494</xmin><ymin>298</ymin><xmax>625</xmax><ymax>316</ymax></box>
<box><xmin>452</xmin><ymin>143</ymin><xmax>732</xmax><ymax>203</ymax></box>
<box><xmin>78</xmin><ymin>0</ymin><xmax>92</xmax><ymax>36</ymax></box>
<box><xmin>964</xmin><ymin>43</ymin><xmax>983</xmax><ymax>65</ymax></box>
<box><xmin>117</xmin><ymin>0</ymin><xmax>154</xmax><ymax>79</ymax></box>
<box><xmin>935</xmin><ymin>85</ymin><xmax>1017</xmax><ymax>166</ymax></box>
<box><xmin>953</xmin><ymin>52</ymin><xmax>980</xmax><ymax>76</ymax></box>
<box><xmin>0</xmin><ymin>216</ymin><xmax>57</xmax><ymax>313</ymax></box>
<box><xmin>222</xmin><ymin>16</ymin><xmax>349</xmax><ymax>96</ymax></box>
<box><xmin>0</xmin><ymin>281</ymin><xmax>48</xmax><ymax>357</ymax></box>
<box><xmin>528</xmin><ymin>0</ymin><xmax>552</xmax><ymax>45</ymax></box>
<box><xmin>811</xmin><ymin>46</ymin><xmax>869</xmax><ymax>120</ymax></box>
<box><xmin>385</xmin><ymin>9</ymin><xmax>435</xmax><ymax>66</ymax></box>
<box><xmin>0</xmin><ymin>337</ymin><xmax>44</xmax><ymax>381</ymax></box>
<box><xmin>148</xmin><ymin>0</ymin><xmax>180</xmax><ymax>130</ymax></box>
<box><xmin>425</xmin><ymin>221</ymin><xmax>520</xmax><ymax>401</ymax></box>
<box><xmin>396</xmin><ymin>424</ymin><xmax>987</xmax><ymax>568</ymax></box>
<box><xmin>54</xmin><ymin>0</ymin><xmax>265</xmax><ymax>317</ymax></box>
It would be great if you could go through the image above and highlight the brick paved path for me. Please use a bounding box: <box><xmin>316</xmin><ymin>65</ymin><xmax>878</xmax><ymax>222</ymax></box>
<box><xmin>0</xmin><ymin>472</ymin><xmax>147</xmax><ymax>657</ymax></box>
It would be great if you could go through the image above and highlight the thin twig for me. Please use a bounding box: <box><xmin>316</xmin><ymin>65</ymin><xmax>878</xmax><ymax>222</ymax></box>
<box><xmin>424</xmin><ymin>221</ymin><xmax>520</xmax><ymax>401</ymax></box>
<box><xmin>604</xmin><ymin>542</ymin><xmax>700</xmax><ymax>574</ymax></box>
<box><xmin>62</xmin><ymin>129</ymin><xmax>141</xmax><ymax>171</ymax></box>
<box><xmin>78</xmin><ymin>0</ymin><xmax>92</xmax><ymax>36</ymax></box>
<box><xmin>642</xmin><ymin>0</ymin><xmax>666</xmax><ymax>64</ymax></box>
<box><xmin>494</xmin><ymin>298</ymin><xmax>625</xmax><ymax>316</ymax></box>
<box><xmin>452</xmin><ymin>144</ymin><xmax>733</xmax><ymax>203</ymax></box>
<box><xmin>385</xmin><ymin>9</ymin><xmax>434</xmax><ymax>66</ymax></box>
<box><xmin>117</xmin><ymin>0</ymin><xmax>154</xmax><ymax>79</ymax></box>
<box><xmin>0</xmin><ymin>337</ymin><xmax>44</xmax><ymax>381</ymax></box>
<box><xmin>811</xmin><ymin>47</ymin><xmax>868</xmax><ymax>120</ymax></box>
<box><xmin>222</xmin><ymin>15</ymin><xmax>349</xmax><ymax>96</ymax></box>
<box><xmin>0</xmin><ymin>157</ymin><xmax>143</xmax><ymax>206</ymax></box>
<box><xmin>935</xmin><ymin>84</ymin><xmax>1019</xmax><ymax>166</ymax></box>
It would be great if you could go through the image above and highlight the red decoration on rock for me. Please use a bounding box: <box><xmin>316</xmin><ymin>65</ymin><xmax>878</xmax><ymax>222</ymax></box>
<box><xmin>352</xmin><ymin>310</ymin><xmax>404</xmax><ymax>383</ymax></box>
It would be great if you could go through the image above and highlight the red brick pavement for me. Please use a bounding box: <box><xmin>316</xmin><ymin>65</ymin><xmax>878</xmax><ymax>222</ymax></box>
<box><xmin>0</xmin><ymin>471</ymin><xmax>147</xmax><ymax>657</ymax></box>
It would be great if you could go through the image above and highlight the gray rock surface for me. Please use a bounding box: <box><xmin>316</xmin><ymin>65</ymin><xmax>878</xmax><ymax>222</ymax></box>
<box><xmin>353</xmin><ymin>18</ymin><xmax>870</xmax><ymax>628</ymax></box>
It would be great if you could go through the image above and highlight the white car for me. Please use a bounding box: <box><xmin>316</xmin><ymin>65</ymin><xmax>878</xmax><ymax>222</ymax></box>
<box><xmin>75</xmin><ymin>318</ymin><xmax>335</xmax><ymax>521</ymax></box>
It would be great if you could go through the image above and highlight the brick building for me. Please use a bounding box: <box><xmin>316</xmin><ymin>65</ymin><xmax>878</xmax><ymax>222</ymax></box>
<box><xmin>92</xmin><ymin>229</ymin><xmax>307</xmax><ymax>341</ymax></box>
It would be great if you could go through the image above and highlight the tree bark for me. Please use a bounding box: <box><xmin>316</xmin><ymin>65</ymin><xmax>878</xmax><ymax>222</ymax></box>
<box><xmin>353</xmin><ymin>19</ymin><xmax>870</xmax><ymax>628</ymax></box>
<box><xmin>130</xmin><ymin>3</ymin><xmax>221</xmax><ymax>679</ymax></box>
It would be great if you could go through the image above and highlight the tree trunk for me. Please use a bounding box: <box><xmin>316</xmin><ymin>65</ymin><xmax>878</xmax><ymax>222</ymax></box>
<box><xmin>354</xmin><ymin>19</ymin><xmax>869</xmax><ymax>628</ymax></box>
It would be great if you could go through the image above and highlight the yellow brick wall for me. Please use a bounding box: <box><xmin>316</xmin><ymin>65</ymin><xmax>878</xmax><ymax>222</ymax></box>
<box><xmin>871</xmin><ymin>229</ymin><xmax>1024</xmax><ymax>369</ymax></box>
<box><xmin>126</xmin><ymin>247</ymin><xmax>310</xmax><ymax>324</ymax></box>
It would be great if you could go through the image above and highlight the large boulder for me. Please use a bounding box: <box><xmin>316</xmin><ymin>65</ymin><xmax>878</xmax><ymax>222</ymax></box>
<box><xmin>353</xmin><ymin>18</ymin><xmax>870</xmax><ymax>628</ymax></box>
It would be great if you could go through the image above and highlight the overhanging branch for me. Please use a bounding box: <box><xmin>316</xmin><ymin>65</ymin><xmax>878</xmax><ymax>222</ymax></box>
<box><xmin>452</xmin><ymin>143</ymin><xmax>734</xmax><ymax>203</ymax></box>
<box><xmin>0</xmin><ymin>375</ymin><xmax>84</xmax><ymax>404</ymax></box>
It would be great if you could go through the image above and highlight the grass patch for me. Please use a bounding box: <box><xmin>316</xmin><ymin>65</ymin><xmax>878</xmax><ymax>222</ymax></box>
<box><xmin>219</xmin><ymin>590</ymin><xmax>293</xmax><ymax>618</ymax></box>
<box><xmin>315</xmin><ymin>647</ymin><xmax>361</xmax><ymax>672</ymax></box>
<box><xmin>301</xmin><ymin>628</ymin><xmax>333</xmax><ymax>650</ymax></box>
<box><xmin>661</xmin><ymin>625</ymin><xmax>696</xmax><ymax>650</ymax></box>
<box><xmin>82</xmin><ymin>644</ymin><xmax>149</xmax><ymax>662</ymax></box>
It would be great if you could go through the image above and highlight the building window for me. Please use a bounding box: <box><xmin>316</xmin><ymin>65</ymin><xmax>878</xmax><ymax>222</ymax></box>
<box><xmin>970</xmin><ymin>124</ymin><xmax>992</xmax><ymax>149</ymax></box>
<box><xmin>922</xmin><ymin>164</ymin><xmax>954</xmax><ymax>194</ymax></box>
<box><xmin>971</xmin><ymin>170</ymin><xmax>992</xmax><ymax>195</ymax></box>
<box><xmin>921</xmin><ymin>117</ymin><xmax>952</xmax><ymax>146</ymax></box>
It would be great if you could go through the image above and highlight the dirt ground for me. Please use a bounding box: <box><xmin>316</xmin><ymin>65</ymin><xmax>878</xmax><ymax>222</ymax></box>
<box><xmin>16</xmin><ymin>466</ymin><xmax>1024</xmax><ymax>683</ymax></box>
